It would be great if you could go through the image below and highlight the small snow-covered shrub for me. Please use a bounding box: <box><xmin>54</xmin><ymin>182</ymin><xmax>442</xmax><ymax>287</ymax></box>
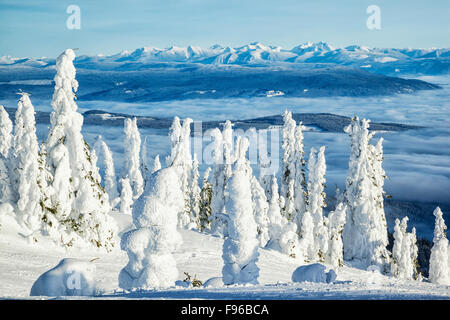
<box><xmin>291</xmin><ymin>263</ymin><xmax>337</xmax><ymax>283</ymax></box>
<box><xmin>30</xmin><ymin>258</ymin><xmax>97</xmax><ymax>296</ymax></box>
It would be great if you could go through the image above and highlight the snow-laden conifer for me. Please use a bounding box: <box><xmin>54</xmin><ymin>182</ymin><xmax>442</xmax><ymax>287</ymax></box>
<box><xmin>45</xmin><ymin>49</ymin><xmax>117</xmax><ymax>250</ymax></box>
<box><xmin>390</xmin><ymin>218</ymin><xmax>403</xmax><ymax>278</ymax></box>
<box><xmin>167</xmin><ymin>117</ymin><xmax>193</xmax><ymax>228</ymax></box>
<box><xmin>251</xmin><ymin>175</ymin><xmax>270</xmax><ymax>247</ymax></box>
<box><xmin>265</xmin><ymin>174</ymin><xmax>300</xmax><ymax>258</ymax></box>
<box><xmin>122</xmin><ymin>118</ymin><xmax>144</xmax><ymax>199</ymax></box>
<box><xmin>280</xmin><ymin>110</ymin><xmax>297</xmax><ymax>221</ymax></box>
<box><xmin>222</xmin><ymin>137</ymin><xmax>259</xmax><ymax>285</ymax></box>
<box><xmin>429</xmin><ymin>207</ymin><xmax>450</xmax><ymax>285</ymax></box>
<box><xmin>293</xmin><ymin>122</ymin><xmax>307</xmax><ymax>226</ymax></box>
<box><xmin>12</xmin><ymin>93</ymin><xmax>43</xmax><ymax>232</ymax></box>
<box><xmin>391</xmin><ymin>217</ymin><xmax>417</xmax><ymax>280</ymax></box>
<box><xmin>326</xmin><ymin>202</ymin><xmax>347</xmax><ymax>268</ymax></box>
<box><xmin>93</xmin><ymin>135</ymin><xmax>119</xmax><ymax>207</ymax></box>
<box><xmin>119</xmin><ymin>177</ymin><xmax>133</xmax><ymax>216</ymax></box>
<box><xmin>0</xmin><ymin>105</ymin><xmax>13</xmax><ymax>158</ymax></box>
<box><xmin>298</xmin><ymin>210</ymin><xmax>315</xmax><ymax>262</ymax></box>
<box><xmin>209</xmin><ymin>128</ymin><xmax>226</xmax><ymax>235</ymax></box>
<box><xmin>189</xmin><ymin>153</ymin><xmax>201</xmax><ymax>229</ymax></box>
<box><xmin>119</xmin><ymin>167</ymin><xmax>184</xmax><ymax>289</ymax></box>
<box><xmin>342</xmin><ymin>117</ymin><xmax>389</xmax><ymax>270</ymax></box>
<box><xmin>140</xmin><ymin>136</ymin><xmax>149</xmax><ymax>187</ymax></box>
<box><xmin>0</xmin><ymin>106</ymin><xmax>13</xmax><ymax>206</ymax></box>
<box><xmin>306</xmin><ymin>146</ymin><xmax>328</xmax><ymax>261</ymax></box>
<box><xmin>199</xmin><ymin>167</ymin><xmax>212</xmax><ymax>231</ymax></box>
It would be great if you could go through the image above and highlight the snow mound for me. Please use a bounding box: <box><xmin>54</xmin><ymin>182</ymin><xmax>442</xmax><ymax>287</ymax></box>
<box><xmin>30</xmin><ymin>258</ymin><xmax>97</xmax><ymax>296</ymax></box>
<box><xmin>291</xmin><ymin>263</ymin><xmax>337</xmax><ymax>283</ymax></box>
<box><xmin>203</xmin><ymin>277</ymin><xmax>224</xmax><ymax>288</ymax></box>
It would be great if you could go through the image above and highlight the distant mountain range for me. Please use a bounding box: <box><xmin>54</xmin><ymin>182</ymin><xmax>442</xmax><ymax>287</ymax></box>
<box><xmin>2</xmin><ymin>107</ymin><xmax>423</xmax><ymax>134</ymax></box>
<box><xmin>1</xmin><ymin>42</ymin><xmax>450</xmax><ymax>75</ymax></box>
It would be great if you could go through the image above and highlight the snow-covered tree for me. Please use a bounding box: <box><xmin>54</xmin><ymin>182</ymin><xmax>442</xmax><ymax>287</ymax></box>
<box><xmin>390</xmin><ymin>217</ymin><xmax>416</xmax><ymax>280</ymax></box>
<box><xmin>12</xmin><ymin>93</ymin><xmax>43</xmax><ymax>232</ymax></box>
<box><xmin>265</xmin><ymin>174</ymin><xmax>299</xmax><ymax>258</ymax></box>
<box><xmin>306</xmin><ymin>146</ymin><xmax>328</xmax><ymax>261</ymax></box>
<box><xmin>0</xmin><ymin>105</ymin><xmax>13</xmax><ymax>158</ymax></box>
<box><xmin>222</xmin><ymin>138</ymin><xmax>259</xmax><ymax>285</ymax></box>
<box><xmin>119</xmin><ymin>177</ymin><xmax>133</xmax><ymax>216</ymax></box>
<box><xmin>0</xmin><ymin>105</ymin><xmax>13</xmax><ymax>207</ymax></box>
<box><xmin>410</xmin><ymin>227</ymin><xmax>420</xmax><ymax>280</ymax></box>
<box><xmin>326</xmin><ymin>202</ymin><xmax>347</xmax><ymax>268</ymax></box>
<box><xmin>189</xmin><ymin>153</ymin><xmax>201</xmax><ymax>229</ymax></box>
<box><xmin>342</xmin><ymin>117</ymin><xmax>390</xmax><ymax>270</ymax></box>
<box><xmin>199</xmin><ymin>167</ymin><xmax>212</xmax><ymax>231</ymax></box>
<box><xmin>0</xmin><ymin>154</ymin><xmax>13</xmax><ymax>206</ymax></box>
<box><xmin>166</xmin><ymin>117</ymin><xmax>193</xmax><ymax>228</ymax></box>
<box><xmin>429</xmin><ymin>207</ymin><xmax>450</xmax><ymax>285</ymax></box>
<box><xmin>266</xmin><ymin>175</ymin><xmax>284</xmax><ymax>247</ymax></box>
<box><xmin>293</xmin><ymin>121</ymin><xmax>307</xmax><ymax>226</ymax></box>
<box><xmin>280</xmin><ymin>110</ymin><xmax>297</xmax><ymax>221</ymax></box>
<box><xmin>119</xmin><ymin>167</ymin><xmax>184</xmax><ymax>289</ymax></box>
<box><xmin>390</xmin><ymin>218</ymin><xmax>404</xmax><ymax>278</ymax></box>
<box><xmin>166</xmin><ymin>116</ymin><xmax>182</xmax><ymax>167</ymax></box>
<box><xmin>45</xmin><ymin>49</ymin><xmax>117</xmax><ymax>250</ymax></box>
<box><xmin>140</xmin><ymin>136</ymin><xmax>150</xmax><ymax>187</ymax></box>
<box><xmin>93</xmin><ymin>135</ymin><xmax>119</xmax><ymax>207</ymax></box>
<box><xmin>280</xmin><ymin>110</ymin><xmax>308</xmax><ymax>231</ymax></box>
<box><xmin>122</xmin><ymin>117</ymin><xmax>144</xmax><ymax>200</ymax></box>
<box><xmin>209</xmin><ymin>128</ymin><xmax>226</xmax><ymax>235</ymax></box>
<box><xmin>151</xmin><ymin>154</ymin><xmax>161</xmax><ymax>173</ymax></box>
<box><xmin>298</xmin><ymin>210</ymin><xmax>315</xmax><ymax>262</ymax></box>
<box><xmin>251</xmin><ymin>175</ymin><xmax>270</xmax><ymax>247</ymax></box>
<box><xmin>258</xmin><ymin>159</ymin><xmax>272</xmax><ymax>202</ymax></box>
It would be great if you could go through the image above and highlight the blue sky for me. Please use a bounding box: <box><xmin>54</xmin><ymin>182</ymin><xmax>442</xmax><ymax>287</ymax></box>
<box><xmin>0</xmin><ymin>0</ymin><xmax>449</xmax><ymax>57</ymax></box>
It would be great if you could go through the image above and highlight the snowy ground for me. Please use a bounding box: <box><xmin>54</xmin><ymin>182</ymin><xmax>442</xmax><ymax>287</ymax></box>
<box><xmin>1</xmin><ymin>213</ymin><xmax>450</xmax><ymax>299</ymax></box>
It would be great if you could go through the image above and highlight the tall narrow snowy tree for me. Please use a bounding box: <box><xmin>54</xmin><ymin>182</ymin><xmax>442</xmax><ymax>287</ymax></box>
<box><xmin>391</xmin><ymin>217</ymin><xmax>416</xmax><ymax>280</ymax></box>
<box><xmin>342</xmin><ymin>117</ymin><xmax>390</xmax><ymax>270</ymax></box>
<box><xmin>12</xmin><ymin>93</ymin><xmax>43</xmax><ymax>232</ymax></box>
<box><xmin>293</xmin><ymin>122</ymin><xmax>307</xmax><ymax>226</ymax></box>
<box><xmin>0</xmin><ymin>106</ymin><xmax>13</xmax><ymax>205</ymax></box>
<box><xmin>93</xmin><ymin>135</ymin><xmax>119</xmax><ymax>207</ymax></box>
<box><xmin>410</xmin><ymin>227</ymin><xmax>420</xmax><ymax>280</ymax></box>
<box><xmin>119</xmin><ymin>177</ymin><xmax>133</xmax><ymax>216</ymax></box>
<box><xmin>0</xmin><ymin>105</ymin><xmax>13</xmax><ymax>158</ymax></box>
<box><xmin>45</xmin><ymin>49</ymin><xmax>117</xmax><ymax>250</ymax></box>
<box><xmin>251</xmin><ymin>175</ymin><xmax>270</xmax><ymax>247</ymax></box>
<box><xmin>209</xmin><ymin>128</ymin><xmax>226</xmax><ymax>235</ymax></box>
<box><xmin>222</xmin><ymin>137</ymin><xmax>259</xmax><ymax>285</ymax></box>
<box><xmin>390</xmin><ymin>218</ymin><xmax>404</xmax><ymax>278</ymax></box>
<box><xmin>119</xmin><ymin>167</ymin><xmax>184</xmax><ymax>289</ymax></box>
<box><xmin>326</xmin><ymin>202</ymin><xmax>347</xmax><ymax>268</ymax></box>
<box><xmin>280</xmin><ymin>110</ymin><xmax>297</xmax><ymax>221</ymax></box>
<box><xmin>429</xmin><ymin>207</ymin><xmax>450</xmax><ymax>285</ymax></box>
<box><xmin>122</xmin><ymin>117</ymin><xmax>144</xmax><ymax>200</ymax></box>
<box><xmin>140</xmin><ymin>136</ymin><xmax>150</xmax><ymax>187</ymax></box>
<box><xmin>167</xmin><ymin>117</ymin><xmax>193</xmax><ymax>228</ymax></box>
<box><xmin>199</xmin><ymin>167</ymin><xmax>212</xmax><ymax>231</ymax></box>
<box><xmin>306</xmin><ymin>146</ymin><xmax>328</xmax><ymax>261</ymax></box>
<box><xmin>189</xmin><ymin>153</ymin><xmax>201</xmax><ymax>229</ymax></box>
